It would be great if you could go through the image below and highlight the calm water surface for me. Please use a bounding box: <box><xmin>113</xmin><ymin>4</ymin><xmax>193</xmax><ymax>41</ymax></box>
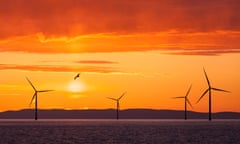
<box><xmin>0</xmin><ymin>119</ymin><xmax>239</xmax><ymax>144</ymax></box>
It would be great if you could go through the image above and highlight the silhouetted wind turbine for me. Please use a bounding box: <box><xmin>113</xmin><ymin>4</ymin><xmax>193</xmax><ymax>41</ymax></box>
<box><xmin>26</xmin><ymin>77</ymin><xmax>53</xmax><ymax>120</ymax></box>
<box><xmin>107</xmin><ymin>91</ymin><xmax>127</xmax><ymax>120</ymax></box>
<box><xmin>196</xmin><ymin>68</ymin><xmax>230</xmax><ymax>121</ymax></box>
<box><xmin>74</xmin><ymin>73</ymin><xmax>80</xmax><ymax>80</ymax></box>
<box><xmin>173</xmin><ymin>85</ymin><xmax>193</xmax><ymax>120</ymax></box>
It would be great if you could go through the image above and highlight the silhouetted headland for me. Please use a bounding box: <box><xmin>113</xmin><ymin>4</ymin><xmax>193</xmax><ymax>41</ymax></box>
<box><xmin>0</xmin><ymin>109</ymin><xmax>239</xmax><ymax>119</ymax></box>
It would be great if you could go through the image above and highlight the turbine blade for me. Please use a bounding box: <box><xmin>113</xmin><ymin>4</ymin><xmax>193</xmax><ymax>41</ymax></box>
<box><xmin>29</xmin><ymin>93</ymin><xmax>36</xmax><ymax>106</ymax></box>
<box><xmin>212</xmin><ymin>88</ymin><xmax>230</xmax><ymax>93</ymax></box>
<box><xmin>107</xmin><ymin>97</ymin><xmax>117</xmax><ymax>101</ymax></box>
<box><xmin>185</xmin><ymin>84</ymin><xmax>192</xmax><ymax>97</ymax></box>
<box><xmin>186</xmin><ymin>98</ymin><xmax>193</xmax><ymax>109</ymax></box>
<box><xmin>26</xmin><ymin>77</ymin><xmax>37</xmax><ymax>91</ymax></box>
<box><xmin>118</xmin><ymin>91</ymin><xmax>127</xmax><ymax>100</ymax></box>
<box><xmin>196</xmin><ymin>89</ymin><xmax>209</xmax><ymax>103</ymax></box>
<box><xmin>38</xmin><ymin>90</ymin><xmax>54</xmax><ymax>93</ymax></box>
<box><xmin>172</xmin><ymin>96</ymin><xmax>185</xmax><ymax>99</ymax></box>
<box><xmin>203</xmin><ymin>68</ymin><xmax>210</xmax><ymax>87</ymax></box>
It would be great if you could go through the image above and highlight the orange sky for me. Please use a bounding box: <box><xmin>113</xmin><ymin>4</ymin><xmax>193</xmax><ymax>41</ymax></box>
<box><xmin>0</xmin><ymin>0</ymin><xmax>239</xmax><ymax>112</ymax></box>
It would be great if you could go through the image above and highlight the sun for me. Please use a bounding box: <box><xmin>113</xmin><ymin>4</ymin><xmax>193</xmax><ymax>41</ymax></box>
<box><xmin>68</xmin><ymin>80</ymin><xmax>85</xmax><ymax>93</ymax></box>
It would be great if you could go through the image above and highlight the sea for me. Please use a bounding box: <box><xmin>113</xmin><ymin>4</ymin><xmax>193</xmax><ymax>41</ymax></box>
<box><xmin>0</xmin><ymin>119</ymin><xmax>239</xmax><ymax>144</ymax></box>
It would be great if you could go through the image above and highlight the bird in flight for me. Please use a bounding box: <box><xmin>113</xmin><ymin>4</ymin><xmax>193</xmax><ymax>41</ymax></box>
<box><xmin>74</xmin><ymin>73</ymin><xmax>80</xmax><ymax>80</ymax></box>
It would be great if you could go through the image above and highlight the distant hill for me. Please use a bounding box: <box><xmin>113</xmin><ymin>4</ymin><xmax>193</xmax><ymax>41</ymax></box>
<box><xmin>0</xmin><ymin>109</ymin><xmax>239</xmax><ymax>119</ymax></box>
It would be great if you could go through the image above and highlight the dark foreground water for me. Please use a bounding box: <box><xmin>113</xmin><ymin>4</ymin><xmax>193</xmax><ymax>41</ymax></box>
<box><xmin>0</xmin><ymin>119</ymin><xmax>239</xmax><ymax>144</ymax></box>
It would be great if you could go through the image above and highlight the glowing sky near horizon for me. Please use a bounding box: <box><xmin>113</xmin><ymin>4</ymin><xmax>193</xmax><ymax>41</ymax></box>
<box><xmin>0</xmin><ymin>0</ymin><xmax>239</xmax><ymax>112</ymax></box>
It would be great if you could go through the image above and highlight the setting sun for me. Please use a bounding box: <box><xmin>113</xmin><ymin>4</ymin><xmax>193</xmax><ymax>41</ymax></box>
<box><xmin>68</xmin><ymin>80</ymin><xmax>85</xmax><ymax>93</ymax></box>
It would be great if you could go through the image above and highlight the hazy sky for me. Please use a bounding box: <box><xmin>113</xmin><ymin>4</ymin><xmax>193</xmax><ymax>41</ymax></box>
<box><xmin>0</xmin><ymin>0</ymin><xmax>239</xmax><ymax>112</ymax></box>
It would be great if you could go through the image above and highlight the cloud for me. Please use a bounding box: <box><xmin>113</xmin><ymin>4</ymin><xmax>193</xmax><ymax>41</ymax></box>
<box><xmin>164</xmin><ymin>49</ymin><xmax>240</xmax><ymax>56</ymax></box>
<box><xmin>75</xmin><ymin>60</ymin><xmax>118</xmax><ymax>64</ymax></box>
<box><xmin>0</xmin><ymin>0</ymin><xmax>239</xmax><ymax>38</ymax></box>
<box><xmin>0</xmin><ymin>31</ymin><xmax>239</xmax><ymax>55</ymax></box>
<box><xmin>0</xmin><ymin>64</ymin><xmax>118</xmax><ymax>73</ymax></box>
<box><xmin>0</xmin><ymin>0</ymin><xmax>240</xmax><ymax>55</ymax></box>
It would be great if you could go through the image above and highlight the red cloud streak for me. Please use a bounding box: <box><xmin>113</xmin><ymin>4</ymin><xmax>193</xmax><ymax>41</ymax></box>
<box><xmin>75</xmin><ymin>60</ymin><xmax>118</xmax><ymax>64</ymax></box>
<box><xmin>0</xmin><ymin>0</ymin><xmax>239</xmax><ymax>38</ymax></box>
<box><xmin>0</xmin><ymin>0</ymin><xmax>240</xmax><ymax>55</ymax></box>
<box><xmin>0</xmin><ymin>64</ymin><xmax>118</xmax><ymax>73</ymax></box>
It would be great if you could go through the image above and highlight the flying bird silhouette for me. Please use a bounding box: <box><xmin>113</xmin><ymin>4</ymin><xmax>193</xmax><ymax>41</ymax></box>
<box><xmin>74</xmin><ymin>73</ymin><xmax>80</xmax><ymax>80</ymax></box>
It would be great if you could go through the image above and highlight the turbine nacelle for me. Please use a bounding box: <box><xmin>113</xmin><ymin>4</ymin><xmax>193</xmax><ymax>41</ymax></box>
<box><xmin>26</xmin><ymin>77</ymin><xmax>53</xmax><ymax>106</ymax></box>
<box><xmin>26</xmin><ymin>77</ymin><xmax>53</xmax><ymax>120</ymax></box>
<box><xmin>197</xmin><ymin>70</ymin><xmax>230</xmax><ymax>104</ymax></box>
<box><xmin>107</xmin><ymin>91</ymin><xmax>127</xmax><ymax>120</ymax></box>
<box><xmin>196</xmin><ymin>68</ymin><xmax>230</xmax><ymax>121</ymax></box>
<box><xmin>107</xmin><ymin>91</ymin><xmax>127</xmax><ymax>102</ymax></box>
<box><xmin>173</xmin><ymin>85</ymin><xmax>193</xmax><ymax>108</ymax></box>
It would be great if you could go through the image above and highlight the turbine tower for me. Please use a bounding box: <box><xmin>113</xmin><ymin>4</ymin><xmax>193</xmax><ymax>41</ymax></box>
<box><xmin>26</xmin><ymin>77</ymin><xmax>53</xmax><ymax>120</ymax></box>
<box><xmin>107</xmin><ymin>91</ymin><xmax>126</xmax><ymax>120</ymax></box>
<box><xmin>173</xmin><ymin>85</ymin><xmax>193</xmax><ymax>120</ymax></box>
<box><xmin>196</xmin><ymin>68</ymin><xmax>230</xmax><ymax>121</ymax></box>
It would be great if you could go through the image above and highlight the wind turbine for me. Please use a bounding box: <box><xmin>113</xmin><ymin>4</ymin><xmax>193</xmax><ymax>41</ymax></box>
<box><xmin>196</xmin><ymin>68</ymin><xmax>230</xmax><ymax>121</ymax></box>
<box><xmin>26</xmin><ymin>77</ymin><xmax>53</xmax><ymax>120</ymax></box>
<box><xmin>173</xmin><ymin>85</ymin><xmax>193</xmax><ymax>120</ymax></box>
<box><xmin>107</xmin><ymin>91</ymin><xmax>127</xmax><ymax>120</ymax></box>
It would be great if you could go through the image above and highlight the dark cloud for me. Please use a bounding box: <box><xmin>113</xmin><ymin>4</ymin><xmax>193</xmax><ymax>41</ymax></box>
<box><xmin>0</xmin><ymin>0</ymin><xmax>239</xmax><ymax>38</ymax></box>
<box><xmin>0</xmin><ymin>0</ymin><xmax>239</xmax><ymax>55</ymax></box>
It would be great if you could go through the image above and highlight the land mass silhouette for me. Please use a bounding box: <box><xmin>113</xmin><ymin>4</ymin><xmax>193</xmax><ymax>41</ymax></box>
<box><xmin>0</xmin><ymin>109</ymin><xmax>239</xmax><ymax>119</ymax></box>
